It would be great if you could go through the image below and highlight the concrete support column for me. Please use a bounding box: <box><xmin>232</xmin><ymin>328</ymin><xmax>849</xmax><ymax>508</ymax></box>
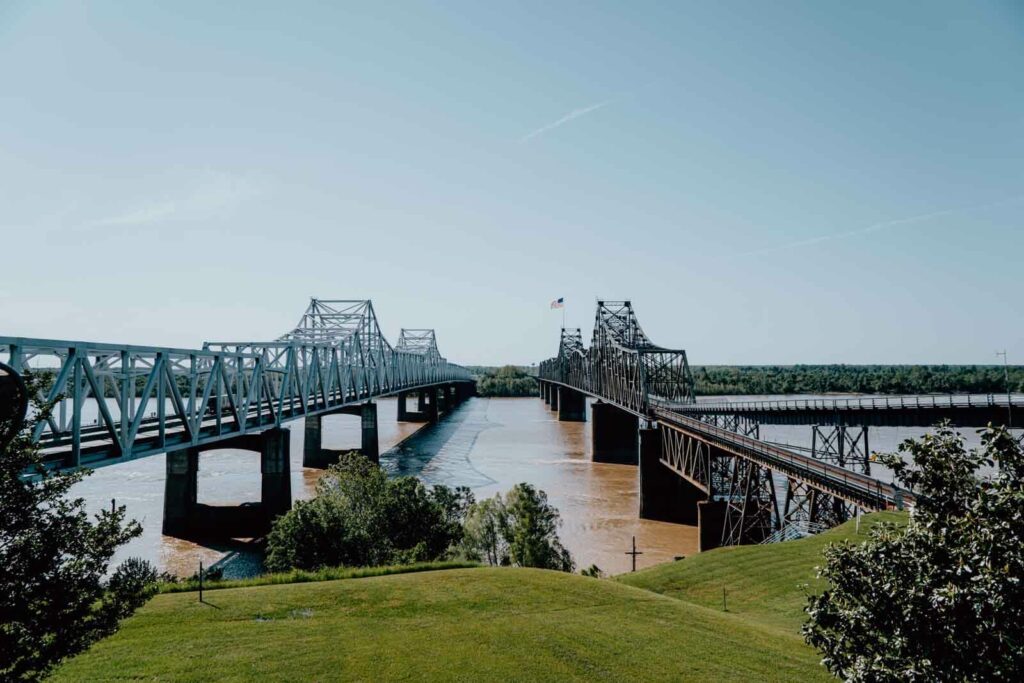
<box><xmin>591</xmin><ymin>401</ymin><xmax>638</xmax><ymax>463</ymax></box>
<box><xmin>549</xmin><ymin>385</ymin><xmax>560</xmax><ymax>411</ymax></box>
<box><xmin>162</xmin><ymin>447</ymin><xmax>198</xmax><ymax>536</ymax></box>
<box><xmin>397</xmin><ymin>390</ymin><xmax>412</xmax><ymax>421</ymax></box>
<box><xmin>639</xmin><ymin>427</ymin><xmax>703</xmax><ymax>525</ymax></box>
<box><xmin>360</xmin><ymin>402</ymin><xmax>379</xmax><ymax>464</ymax></box>
<box><xmin>260</xmin><ymin>427</ymin><xmax>292</xmax><ymax>525</ymax></box>
<box><xmin>417</xmin><ymin>391</ymin><xmax>427</xmax><ymax>412</ymax></box>
<box><xmin>304</xmin><ymin>403</ymin><xmax>379</xmax><ymax>466</ymax></box>
<box><xmin>425</xmin><ymin>390</ymin><xmax>439</xmax><ymax>423</ymax></box>
<box><xmin>303</xmin><ymin>414</ymin><xmax>326</xmax><ymax>468</ymax></box>
<box><xmin>558</xmin><ymin>387</ymin><xmax>586</xmax><ymax>422</ymax></box>
<box><xmin>697</xmin><ymin>501</ymin><xmax>727</xmax><ymax>552</ymax></box>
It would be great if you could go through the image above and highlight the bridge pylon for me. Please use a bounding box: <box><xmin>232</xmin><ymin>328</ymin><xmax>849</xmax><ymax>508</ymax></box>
<box><xmin>163</xmin><ymin>427</ymin><xmax>292</xmax><ymax>538</ymax></box>
<box><xmin>303</xmin><ymin>402</ymin><xmax>380</xmax><ymax>468</ymax></box>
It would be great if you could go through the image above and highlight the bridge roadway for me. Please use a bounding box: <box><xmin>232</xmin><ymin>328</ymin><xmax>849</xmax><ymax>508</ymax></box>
<box><xmin>535</xmin><ymin>301</ymin><xmax>1002</xmax><ymax>550</ymax></box>
<box><xmin>668</xmin><ymin>393</ymin><xmax>1022</xmax><ymax>428</ymax></box>
<box><xmin>540</xmin><ymin>379</ymin><xmax>901</xmax><ymax>511</ymax></box>
<box><xmin>2</xmin><ymin>299</ymin><xmax>475</xmax><ymax>537</ymax></box>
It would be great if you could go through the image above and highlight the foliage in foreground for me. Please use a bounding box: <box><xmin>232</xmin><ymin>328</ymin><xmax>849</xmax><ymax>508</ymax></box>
<box><xmin>0</xmin><ymin>374</ymin><xmax>147</xmax><ymax>681</ymax></box>
<box><xmin>461</xmin><ymin>482</ymin><xmax>574</xmax><ymax>572</ymax></box>
<box><xmin>265</xmin><ymin>452</ymin><xmax>474</xmax><ymax>571</ymax></box>
<box><xmin>804</xmin><ymin>425</ymin><xmax>1024</xmax><ymax>682</ymax></box>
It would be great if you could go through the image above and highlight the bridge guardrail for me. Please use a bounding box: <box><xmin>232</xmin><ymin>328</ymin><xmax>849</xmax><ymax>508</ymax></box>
<box><xmin>652</xmin><ymin>404</ymin><xmax>909</xmax><ymax>511</ymax></box>
<box><xmin>672</xmin><ymin>393</ymin><xmax>1024</xmax><ymax>414</ymax></box>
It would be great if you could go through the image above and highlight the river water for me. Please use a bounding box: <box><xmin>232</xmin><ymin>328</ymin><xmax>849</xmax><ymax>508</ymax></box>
<box><xmin>70</xmin><ymin>395</ymin><xmax>1012</xmax><ymax>578</ymax></box>
<box><xmin>71</xmin><ymin>397</ymin><xmax>696</xmax><ymax>577</ymax></box>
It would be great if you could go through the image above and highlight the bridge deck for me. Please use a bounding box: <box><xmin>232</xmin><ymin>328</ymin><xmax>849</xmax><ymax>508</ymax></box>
<box><xmin>652</xmin><ymin>407</ymin><xmax>906</xmax><ymax>510</ymax></box>
<box><xmin>668</xmin><ymin>393</ymin><xmax>1023</xmax><ymax>427</ymax></box>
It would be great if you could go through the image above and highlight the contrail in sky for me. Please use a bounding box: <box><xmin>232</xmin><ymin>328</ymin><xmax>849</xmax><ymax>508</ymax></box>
<box><xmin>735</xmin><ymin>193</ymin><xmax>1024</xmax><ymax>257</ymax></box>
<box><xmin>519</xmin><ymin>99</ymin><xmax>614</xmax><ymax>143</ymax></box>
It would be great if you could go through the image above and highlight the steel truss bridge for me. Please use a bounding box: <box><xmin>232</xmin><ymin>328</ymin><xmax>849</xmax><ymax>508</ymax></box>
<box><xmin>1</xmin><ymin>299</ymin><xmax>473</xmax><ymax>472</ymax></box>
<box><xmin>538</xmin><ymin>300</ymin><xmax>1021</xmax><ymax>549</ymax></box>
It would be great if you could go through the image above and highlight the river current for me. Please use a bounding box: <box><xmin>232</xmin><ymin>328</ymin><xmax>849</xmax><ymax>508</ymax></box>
<box><xmin>70</xmin><ymin>395</ymin><xmax>1004</xmax><ymax>578</ymax></box>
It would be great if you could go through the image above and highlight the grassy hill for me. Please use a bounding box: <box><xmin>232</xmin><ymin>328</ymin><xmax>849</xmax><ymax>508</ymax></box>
<box><xmin>55</xmin><ymin>515</ymin><xmax>906</xmax><ymax>681</ymax></box>
<box><xmin>618</xmin><ymin>511</ymin><xmax>906</xmax><ymax>632</ymax></box>
<box><xmin>55</xmin><ymin>567</ymin><xmax>828</xmax><ymax>681</ymax></box>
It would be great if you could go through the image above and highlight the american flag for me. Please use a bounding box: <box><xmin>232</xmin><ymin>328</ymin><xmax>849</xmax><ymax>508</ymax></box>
<box><xmin>550</xmin><ymin>297</ymin><xmax>564</xmax><ymax>309</ymax></box>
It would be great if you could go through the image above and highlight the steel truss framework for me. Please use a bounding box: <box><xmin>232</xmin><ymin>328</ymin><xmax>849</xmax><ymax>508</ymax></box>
<box><xmin>539</xmin><ymin>301</ymin><xmax>696</xmax><ymax>414</ymax></box>
<box><xmin>2</xmin><ymin>299</ymin><xmax>471</xmax><ymax>471</ymax></box>
<box><xmin>539</xmin><ymin>300</ymin><xmax>904</xmax><ymax>546</ymax></box>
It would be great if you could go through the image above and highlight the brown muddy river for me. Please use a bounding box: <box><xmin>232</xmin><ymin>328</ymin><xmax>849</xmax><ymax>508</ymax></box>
<box><xmin>72</xmin><ymin>397</ymin><xmax>696</xmax><ymax>577</ymax></box>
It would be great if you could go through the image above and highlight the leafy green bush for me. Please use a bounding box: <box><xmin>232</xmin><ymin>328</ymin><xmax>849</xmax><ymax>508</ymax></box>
<box><xmin>461</xmin><ymin>483</ymin><xmax>574</xmax><ymax>572</ymax></box>
<box><xmin>1</xmin><ymin>373</ymin><xmax>143</xmax><ymax>681</ymax></box>
<box><xmin>804</xmin><ymin>425</ymin><xmax>1024</xmax><ymax>681</ymax></box>
<box><xmin>265</xmin><ymin>453</ymin><xmax>473</xmax><ymax>571</ymax></box>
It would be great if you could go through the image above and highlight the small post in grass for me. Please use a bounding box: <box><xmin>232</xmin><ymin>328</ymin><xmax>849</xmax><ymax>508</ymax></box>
<box><xmin>625</xmin><ymin>536</ymin><xmax>643</xmax><ymax>572</ymax></box>
<box><xmin>199</xmin><ymin>560</ymin><xmax>203</xmax><ymax>604</ymax></box>
<box><xmin>722</xmin><ymin>586</ymin><xmax>727</xmax><ymax>612</ymax></box>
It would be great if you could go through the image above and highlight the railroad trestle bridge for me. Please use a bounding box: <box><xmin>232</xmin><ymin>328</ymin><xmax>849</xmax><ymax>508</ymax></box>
<box><xmin>1</xmin><ymin>299</ymin><xmax>474</xmax><ymax>538</ymax></box>
<box><xmin>538</xmin><ymin>300</ymin><xmax>1022</xmax><ymax>550</ymax></box>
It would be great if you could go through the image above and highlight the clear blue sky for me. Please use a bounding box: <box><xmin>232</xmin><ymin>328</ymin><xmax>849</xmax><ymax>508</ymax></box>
<box><xmin>1</xmin><ymin>1</ymin><xmax>1021</xmax><ymax>366</ymax></box>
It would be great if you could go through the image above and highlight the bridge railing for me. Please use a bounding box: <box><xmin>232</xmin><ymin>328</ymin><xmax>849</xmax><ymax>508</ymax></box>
<box><xmin>672</xmin><ymin>393</ymin><xmax>1024</xmax><ymax>414</ymax></box>
<box><xmin>652</xmin><ymin>403</ymin><xmax>908</xmax><ymax>511</ymax></box>
<box><xmin>1</xmin><ymin>335</ymin><xmax>471</xmax><ymax>470</ymax></box>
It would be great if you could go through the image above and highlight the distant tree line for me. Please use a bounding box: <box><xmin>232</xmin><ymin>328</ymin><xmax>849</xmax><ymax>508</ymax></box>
<box><xmin>472</xmin><ymin>365</ymin><xmax>538</xmax><ymax>397</ymax></box>
<box><xmin>693</xmin><ymin>364</ymin><xmax>1024</xmax><ymax>396</ymax></box>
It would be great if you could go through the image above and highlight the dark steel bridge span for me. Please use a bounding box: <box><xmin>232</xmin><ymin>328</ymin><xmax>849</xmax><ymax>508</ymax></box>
<box><xmin>535</xmin><ymin>301</ymin><xmax>984</xmax><ymax>550</ymax></box>
<box><xmin>671</xmin><ymin>394</ymin><xmax>1021</xmax><ymax>428</ymax></box>
<box><xmin>2</xmin><ymin>299</ymin><xmax>475</xmax><ymax>537</ymax></box>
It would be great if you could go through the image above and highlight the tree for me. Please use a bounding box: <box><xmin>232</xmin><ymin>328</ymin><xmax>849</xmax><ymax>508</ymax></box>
<box><xmin>265</xmin><ymin>452</ymin><xmax>473</xmax><ymax>571</ymax></box>
<box><xmin>0</xmin><ymin>373</ymin><xmax>144</xmax><ymax>681</ymax></box>
<box><xmin>803</xmin><ymin>424</ymin><xmax>1024</xmax><ymax>682</ymax></box>
<box><xmin>461</xmin><ymin>483</ymin><xmax>574</xmax><ymax>572</ymax></box>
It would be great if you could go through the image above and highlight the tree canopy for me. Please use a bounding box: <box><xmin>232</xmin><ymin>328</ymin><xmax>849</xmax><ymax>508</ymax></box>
<box><xmin>265</xmin><ymin>452</ymin><xmax>474</xmax><ymax>572</ymax></box>
<box><xmin>461</xmin><ymin>483</ymin><xmax>574</xmax><ymax>572</ymax></box>
<box><xmin>1</xmin><ymin>374</ymin><xmax>146</xmax><ymax>681</ymax></box>
<box><xmin>804</xmin><ymin>425</ymin><xmax>1024</xmax><ymax>682</ymax></box>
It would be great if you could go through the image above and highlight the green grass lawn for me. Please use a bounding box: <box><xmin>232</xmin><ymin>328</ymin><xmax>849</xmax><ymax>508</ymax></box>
<box><xmin>55</xmin><ymin>515</ymin><xmax>906</xmax><ymax>681</ymax></box>
<box><xmin>54</xmin><ymin>567</ymin><xmax>829</xmax><ymax>682</ymax></box>
<box><xmin>618</xmin><ymin>511</ymin><xmax>907</xmax><ymax>632</ymax></box>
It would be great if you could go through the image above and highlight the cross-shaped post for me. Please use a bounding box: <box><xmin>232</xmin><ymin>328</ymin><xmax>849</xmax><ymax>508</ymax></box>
<box><xmin>625</xmin><ymin>535</ymin><xmax>643</xmax><ymax>572</ymax></box>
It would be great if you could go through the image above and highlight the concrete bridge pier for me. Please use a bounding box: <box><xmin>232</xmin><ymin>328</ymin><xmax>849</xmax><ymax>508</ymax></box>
<box><xmin>591</xmin><ymin>401</ymin><xmax>638</xmax><ymax>463</ymax></box>
<box><xmin>456</xmin><ymin>381</ymin><xmax>476</xmax><ymax>402</ymax></box>
<box><xmin>697</xmin><ymin>500</ymin><xmax>727</xmax><ymax>552</ymax></box>
<box><xmin>558</xmin><ymin>387</ymin><xmax>586</xmax><ymax>421</ymax></box>
<box><xmin>303</xmin><ymin>402</ymin><xmax>379</xmax><ymax>468</ymax></box>
<box><xmin>549</xmin><ymin>385</ymin><xmax>560</xmax><ymax>412</ymax></box>
<box><xmin>398</xmin><ymin>389</ymin><xmax>436</xmax><ymax>423</ymax></box>
<box><xmin>638</xmin><ymin>427</ymin><xmax>703</xmax><ymax>525</ymax></box>
<box><xmin>162</xmin><ymin>427</ymin><xmax>292</xmax><ymax>538</ymax></box>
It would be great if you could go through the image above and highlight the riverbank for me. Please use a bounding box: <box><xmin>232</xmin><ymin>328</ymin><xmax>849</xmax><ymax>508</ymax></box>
<box><xmin>53</xmin><ymin>514</ymin><xmax>900</xmax><ymax>680</ymax></box>
<box><xmin>54</xmin><ymin>568</ymin><xmax>827</xmax><ymax>681</ymax></box>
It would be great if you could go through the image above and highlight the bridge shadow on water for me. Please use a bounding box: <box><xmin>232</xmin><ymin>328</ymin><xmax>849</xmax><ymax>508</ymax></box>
<box><xmin>380</xmin><ymin>398</ymin><xmax>498</xmax><ymax>489</ymax></box>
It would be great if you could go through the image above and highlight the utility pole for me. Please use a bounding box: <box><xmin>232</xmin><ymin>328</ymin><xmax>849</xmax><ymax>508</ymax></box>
<box><xmin>625</xmin><ymin>536</ymin><xmax>643</xmax><ymax>572</ymax></box>
<box><xmin>996</xmin><ymin>350</ymin><xmax>1012</xmax><ymax>429</ymax></box>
